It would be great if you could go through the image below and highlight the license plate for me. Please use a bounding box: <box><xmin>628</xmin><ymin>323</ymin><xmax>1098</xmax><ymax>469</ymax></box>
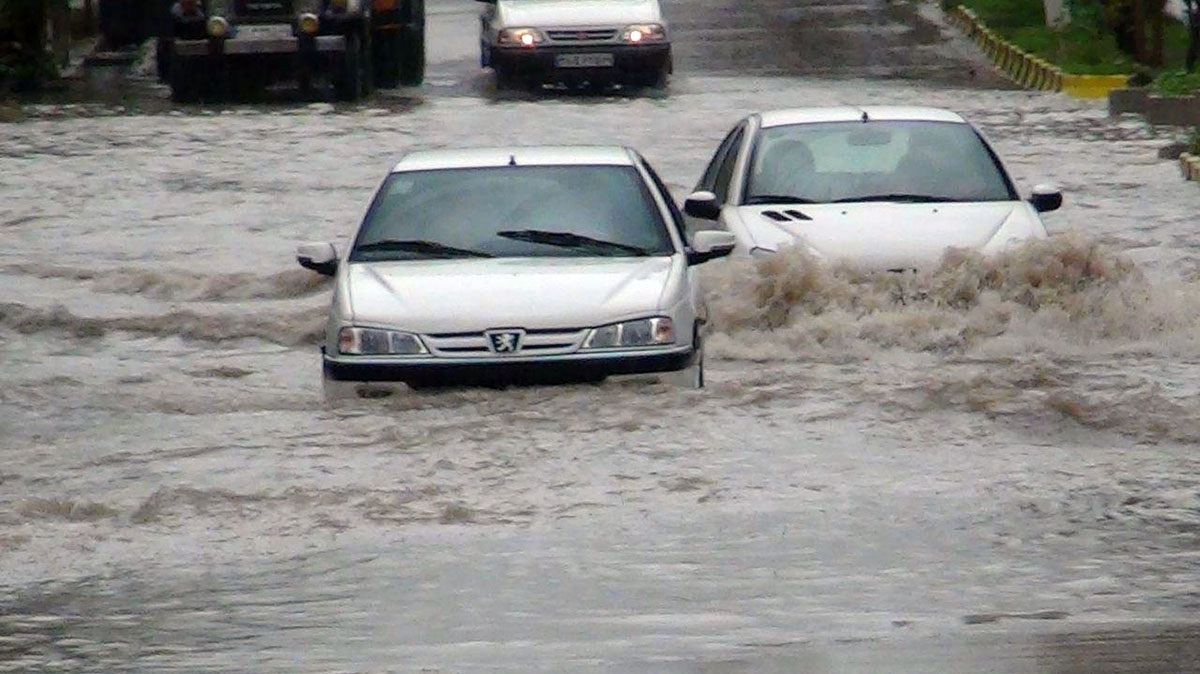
<box><xmin>554</xmin><ymin>53</ymin><xmax>615</xmax><ymax>68</ymax></box>
<box><xmin>235</xmin><ymin>23</ymin><xmax>294</xmax><ymax>40</ymax></box>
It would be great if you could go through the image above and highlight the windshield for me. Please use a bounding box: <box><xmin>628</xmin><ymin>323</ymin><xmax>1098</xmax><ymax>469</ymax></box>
<box><xmin>743</xmin><ymin>120</ymin><xmax>1016</xmax><ymax>205</ymax></box>
<box><xmin>350</xmin><ymin>164</ymin><xmax>675</xmax><ymax>261</ymax></box>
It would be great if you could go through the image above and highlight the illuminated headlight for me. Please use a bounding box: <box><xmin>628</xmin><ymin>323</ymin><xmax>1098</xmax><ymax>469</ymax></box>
<box><xmin>583</xmin><ymin>317</ymin><xmax>674</xmax><ymax>349</ymax></box>
<box><xmin>498</xmin><ymin>28</ymin><xmax>544</xmax><ymax>47</ymax></box>
<box><xmin>206</xmin><ymin>16</ymin><xmax>230</xmax><ymax>38</ymax></box>
<box><xmin>622</xmin><ymin>23</ymin><xmax>666</xmax><ymax>43</ymax></box>
<box><xmin>338</xmin><ymin>327</ymin><xmax>427</xmax><ymax>355</ymax></box>
<box><xmin>298</xmin><ymin>12</ymin><xmax>319</xmax><ymax>34</ymax></box>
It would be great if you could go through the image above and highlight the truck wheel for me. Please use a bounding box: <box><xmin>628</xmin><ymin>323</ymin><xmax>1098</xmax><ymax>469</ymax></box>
<box><xmin>397</xmin><ymin>25</ymin><xmax>424</xmax><ymax>86</ymax></box>
<box><xmin>333</xmin><ymin>34</ymin><xmax>365</xmax><ymax>101</ymax></box>
<box><xmin>371</xmin><ymin>29</ymin><xmax>401</xmax><ymax>88</ymax></box>
<box><xmin>155</xmin><ymin>38</ymin><xmax>170</xmax><ymax>82</ymax></box>
<box><xmin>168</xmin><ymin>52</ymin><xmax>201</xmax><ymax>103</ymax></box>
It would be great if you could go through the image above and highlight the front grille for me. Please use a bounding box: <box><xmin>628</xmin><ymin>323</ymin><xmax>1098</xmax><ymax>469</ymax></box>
<box><xmin>235</xmin><ymin>0</ymin><xmax>293</xmax><ymax>18</ymax></box>
<box><xmin>424</xmin><ymin>328</ymin><xmax>588</xmax><ymax>357</ymax></box>
<box><xmin>546</xmin><ymin>29</ymin><xmax>619</xmax><ymax>42</ymax></box>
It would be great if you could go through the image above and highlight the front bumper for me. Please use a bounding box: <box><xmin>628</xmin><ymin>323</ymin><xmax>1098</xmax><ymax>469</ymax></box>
<box><xmin>324</xmin><ymin>346</ymin><xmax>695</xmax><ymax>387</ymax></box>
<box><xmin>491</xmin><ymin>43</ymin><xmax>670</xmax><ymax>81</ymax></box>
<box><xmin>174</xmin><ymin>35</ymin><xmax>346</xmax><ymax>57</ymax></box>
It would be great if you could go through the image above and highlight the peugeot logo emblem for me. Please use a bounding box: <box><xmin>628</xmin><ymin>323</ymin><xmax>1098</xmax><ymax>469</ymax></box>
<box><xmin>485</xmin><ymin>329</ymin><xmax>525</xmax><ymax>354</ymax></box>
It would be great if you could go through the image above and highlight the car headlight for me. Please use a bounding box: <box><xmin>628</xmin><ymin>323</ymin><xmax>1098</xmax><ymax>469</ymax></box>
<box><xmin>621</xmin><ymin>23</ymin><xmax>666</xmax><ymax>43</ymax></box>
<box><xmin>583</xmin><ymin>317</ymin><xmax>674</xmax><ymax>349</ymax></box>
<box><xmin>338</xmin><ymin>327</ymin><xmax>428</xmax><ymax>355</ymax></box>
<box><xmin>206</xmin><ymin>16</ymin><xmax>230</xmax><ymax>38</ymax></box>
<box><xmin>498</xmin><ymin>27</ymin><xmax>544</xmax><ymax>47</ymax></box>
<box><xmin>298</xmin><ymin>12</ymin><xmax>319</xmax><ymax>34</ymax></box>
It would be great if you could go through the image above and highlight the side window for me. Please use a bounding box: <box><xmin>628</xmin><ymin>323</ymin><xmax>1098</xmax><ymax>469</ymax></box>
<box><xmin>640</xmin><ymin>158</ymin><xmax>687</xmax><ymax>243</ymax></box>
<box><xmin>711</xmin><ymin>127</ymin><xmax>745</xmax><ymax>204</ymax></box>
<box><xmin>697</xmin><ymin>123</ymin><xmax>745</xmax><ymax>197</ymax></box>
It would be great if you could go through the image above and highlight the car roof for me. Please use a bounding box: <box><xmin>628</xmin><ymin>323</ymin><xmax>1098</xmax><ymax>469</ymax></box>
<box><xmin>391</xmin><ymin>146</ymin><xmax>639</xmax><ymax>172</ymax></box>
<box><xmin>757</xmin><ymin>106</ymin><xmax>968</xmax><ymax>128</ymax></box>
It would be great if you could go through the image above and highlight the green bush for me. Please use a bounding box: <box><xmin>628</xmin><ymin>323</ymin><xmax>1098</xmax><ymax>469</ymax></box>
<box><xmin>957</xmin><ymin>0</ymin><xmax>1192</xmax><ymax>74</ymax></box>
<box><xmin>1152</xmin><ymin>69</ymin><xmax>1200</xmax><ymax>95</ymax></box>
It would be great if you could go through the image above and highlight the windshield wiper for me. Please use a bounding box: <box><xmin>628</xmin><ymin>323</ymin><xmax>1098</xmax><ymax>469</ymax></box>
<box><xmin>353</xmin><ymin>239</ymin><xmax>493</xmax><ymax>259</ymax></box>
<box><xmin>743</xmin><ymin>194</ymin><xmax>818</xmax><ymax>205</ymax></box>
<box><xmin>831</xmin><ymin>194</ymin><xmax>964</xmax><ymax>204</ymax></box>
<box><xmin>496</xmin><ymin>229</ymin><xmax>653</xmax><ymax>256</ymax></box>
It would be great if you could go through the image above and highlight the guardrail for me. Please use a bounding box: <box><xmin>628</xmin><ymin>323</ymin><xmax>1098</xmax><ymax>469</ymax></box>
<box><xmin>946</xmin><ymin>5</ymin><xmax>1130</xmax><ymax>98</ymax></box>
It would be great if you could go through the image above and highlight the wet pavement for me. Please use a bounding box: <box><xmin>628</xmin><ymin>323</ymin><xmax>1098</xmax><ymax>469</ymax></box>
<box><xmin>3</xmin><ymin>1</ymin><xmax>1200</xmax><ymax>673</ymax></box>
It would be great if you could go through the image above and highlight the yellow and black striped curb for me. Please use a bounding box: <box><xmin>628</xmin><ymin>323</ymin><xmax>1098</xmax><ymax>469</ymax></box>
<box><xmin>946</xmin><ymin>5</ymin><xmax>1130</xmax><ymax>98</ymax></box>
<box><xmin>1179</xmin><ymin>152</ymin><xmax>1200</xmax><ymax>181</ymax></box>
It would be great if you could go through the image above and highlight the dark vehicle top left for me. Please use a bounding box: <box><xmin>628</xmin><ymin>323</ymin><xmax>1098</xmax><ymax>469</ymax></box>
<box><xmin>157</xmin><ymin>0</ymin><xmax>425</xmax><ymax>102</ymax></box>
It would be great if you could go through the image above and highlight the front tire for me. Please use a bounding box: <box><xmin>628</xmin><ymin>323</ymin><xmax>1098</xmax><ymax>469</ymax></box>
<box><xmin>397</xmin><ymin>24</ymin><xmax>425</xmax><ymax>86</ymax></box>
<box><xmin>664</xmin><ymin>331</ymin><xmax>704</xmax><ymax>389</ymax></box>
<box><xmin>168</xmin><ymin>51</ymin><xmax>202</xmax><ymax>103</ymax></box>
<box><xmin>333</xmin><ymin>34</ymin><xmax>365</xmax><ymax>101</ymax></box>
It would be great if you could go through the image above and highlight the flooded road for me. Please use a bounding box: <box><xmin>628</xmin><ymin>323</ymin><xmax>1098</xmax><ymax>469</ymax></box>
<box><xmin>3</xmin><ymin>0</ymin><xmax>1200</xmax><ymax>672</ymax></box>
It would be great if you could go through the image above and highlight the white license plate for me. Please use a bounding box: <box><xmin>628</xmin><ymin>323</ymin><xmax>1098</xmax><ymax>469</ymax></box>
<box><xmin>554</xmin><ymin>53</ymin><xmax>615</xmax><ymax>68</ymax></box>
<box><xmin>235</xmin><ymin>23</ymin><xmax>294</xmax><ymax>40</ymax></box>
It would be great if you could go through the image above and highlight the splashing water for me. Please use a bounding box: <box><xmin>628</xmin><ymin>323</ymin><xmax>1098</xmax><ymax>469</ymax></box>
<box><xmin>702</xmin><ymin>232</ymin><xmax>1200</xmax><ymax>360</ymax></box>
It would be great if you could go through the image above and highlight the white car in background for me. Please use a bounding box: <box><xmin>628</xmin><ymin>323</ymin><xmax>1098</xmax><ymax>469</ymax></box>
<box><xmin>477</xmin><ymin>0</ymin><xmax>672</xmax><ymax>89</ymax></box>
<box><xmin>296</xmin><ymin>146</ymin><xmax>735</xmax><ymax>399</ymax></box>
<box><xmin>683</xmin><ymin>106</ymin><xmax>1064</xmax><ymax>270</ymax></box>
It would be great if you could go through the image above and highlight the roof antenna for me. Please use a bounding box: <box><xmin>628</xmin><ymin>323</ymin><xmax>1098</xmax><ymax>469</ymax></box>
<box><xmin>861</xmin><ymin>110</ymin><xmax>869</xmax><ymax>123</ymax></box>
<box><xmin>508</xmin><ymin>154</ymin><xmax>518</xmax><ymax>166</ymax></box>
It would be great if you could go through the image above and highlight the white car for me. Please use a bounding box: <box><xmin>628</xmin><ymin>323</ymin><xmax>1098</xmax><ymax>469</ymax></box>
<box><xmin>296</xmin><ymin>146</ymin><xmax>735</xmax><ymax>399</ymax></box>
<box><xmin>476</xmin><ymin>0</ymin><xmax>672</xmax><ymax>89</ymax></box>
<box><xmin>683</xmin><ymin>106</ymin><xmax>1063</xmax><ymax>270</ymax></box>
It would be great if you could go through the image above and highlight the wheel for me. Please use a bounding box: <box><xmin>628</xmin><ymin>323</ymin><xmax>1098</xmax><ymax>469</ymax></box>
<box><xmin>168</xmin><ymin>51</ymin><xmax>201</xmax><ymax>103</ymax></box>
<box><xmin>664</xmin><ymin>329</ymin><xmax>704</xmax><ymax>389</ymax></box>
<box><xmin>636</xmin><ymin>63</ymin><xmax>670</xmax><ymax>89</ymax></box>
<box><xmin>333</xmin><ymin>33</ymin><xmax>365</xmax><ymax>101</ymax></box>
<box><xmin>371</xmin><ymin>28</ymin><xmax>401</xmax><ymax>88</ymax></box>
<box><xmin>397</xmin><ymin>25</ymin><xmax>424</xmax><ymax>86</ymax></box>
<box><xmin>155</xmin><ymin>37</ymin><xmax>170</xmax><ymax>81</ymax></box>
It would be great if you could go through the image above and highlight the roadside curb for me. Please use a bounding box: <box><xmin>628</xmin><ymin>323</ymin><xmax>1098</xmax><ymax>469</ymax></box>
<box><xmin>1179</xmin><ymin>152</ymin><xmax>1200</xmax><ymax>181</ymax></box>
<box><xmin>946</xmin><ymin>5</ymin><xmax>1129</xmax><ymax>98</ymax></box>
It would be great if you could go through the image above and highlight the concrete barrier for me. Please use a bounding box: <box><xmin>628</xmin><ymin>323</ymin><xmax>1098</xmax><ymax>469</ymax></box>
<box><xmin>1178</xmin><ymin>152</ymin><xmax>1200</xmax><ymax>181</ymax></box>
<box><xmin>947</xmin><ymin>5</ymin><xmax>1128</xmax><ymax>97</ymax></box>
<box><xmin>1144</xmin><ymin>94</ymin><xmax>1200</xmax><ymax>126</ymax></box>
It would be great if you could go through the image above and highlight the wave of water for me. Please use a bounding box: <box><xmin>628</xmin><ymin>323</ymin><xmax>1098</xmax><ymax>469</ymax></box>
<box><xmin>702</xmin><ymin>232</ymin><xmax>1200</xmax><ymax>360</ymax></box>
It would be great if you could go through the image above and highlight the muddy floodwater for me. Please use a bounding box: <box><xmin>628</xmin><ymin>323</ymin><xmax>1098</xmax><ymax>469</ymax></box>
<box><xmin>3</xmin><ymin>1</ymin><xmax>1200</xmax><ymax>672</ymax></box>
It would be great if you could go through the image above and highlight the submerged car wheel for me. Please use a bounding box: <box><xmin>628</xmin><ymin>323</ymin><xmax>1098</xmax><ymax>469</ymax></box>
<box><xmin>664</xmin><ymin>329</ymin><xmax>704</xmax><ymax>389</ymax></box>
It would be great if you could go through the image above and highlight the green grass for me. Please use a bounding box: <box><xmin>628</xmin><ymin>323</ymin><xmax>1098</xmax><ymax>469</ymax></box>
<box><xmin>953</xmin><ymin>0</ymin><xmax>1193</xmax><ymax>75</ymax></box>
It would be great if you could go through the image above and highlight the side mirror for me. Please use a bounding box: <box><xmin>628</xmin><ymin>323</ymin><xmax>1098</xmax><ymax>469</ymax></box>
<box><xmin>1029</xmin><ymin>184</ymin><xmax>1063</xmax><ymax>213</ymax></box>
<box><xmin>684</xmin><ymin>190</ymin><xmax>721</xmax><ymax>221</ymax></box>
<box><xmin>297</xmin><ymin>242</ymin><xmax>339</xmax><ymax>276</ymax></box>
<box><xmin>687</xmin><ymin>230</ymin><xmax>737</xmax><ymax>265</ymax></box>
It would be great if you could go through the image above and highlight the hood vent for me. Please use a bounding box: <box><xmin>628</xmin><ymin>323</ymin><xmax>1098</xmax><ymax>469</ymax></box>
<box><xmin>761</xmin><ymin>209</ymin><xmax>813</xmax><ymax>222</ymax></box>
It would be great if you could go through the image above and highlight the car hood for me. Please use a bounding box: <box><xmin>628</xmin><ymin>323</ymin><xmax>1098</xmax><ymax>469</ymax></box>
<box><xmin>346</xmin><ymin>256</ymin><xmax>675</xmax><ymax>333</ymax></box>
<box><xmin>734</xmin><ymin>201</ymin><xmax>1045</xmax><ymax>270</ymax></box>
<box><xmin>498</xmin><ymin>0</ymin><xmax>663</xmax><ymax>27</ymax></box>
